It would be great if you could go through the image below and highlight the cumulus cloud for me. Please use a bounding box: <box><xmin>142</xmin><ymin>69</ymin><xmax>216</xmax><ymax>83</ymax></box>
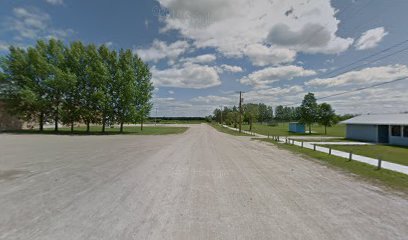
<box><xmin>266</xmin><ymin>23</ymin><xmax>353</xmax><ymax>53</ymax></box>
<box><xmin>306</xmin><ymin>64</ymin><xmax>408</xmax><ymax>87</ymax></box>
<box><xmin>240</xmin><ymin>65</ymin><xmax>316</xmax><ymax>88</ymax></box>
<box><xmin>0</xmin><ymin>42</ymin><xmax>9</xmax><ymax>51</ymax></box>
<box><xmin>156</xmin><ymin>0</ymin><xmax>354</xmax><ymax>61</ymax></box>
<box><xmin>244</xmin><ymin>44</ymin><xmax>296</xmax><ymax>66</ymax></box>
<box><xmin>217</xmin><ymin>64</ymin><xmax>243</xmax><ymax>73</ymax></box>
<box><xmin>7</xmin><ymin>7</ymin><xmax>73</xmax><ymax>40</ymax></box>
<box><xmin>135</xmin><ymin>39</ymin><xmax>190</xmax><ymax>63</ymax></box>
<box><xmin>355</xmin><ymin>27</ymin><xmax>388</xmax><ymax>50</ymax></box>
<box><xmin>151</xmin><ymin>63</ymin><xmax>221</xmax><ymax>89</ymax></box>
<box><xmin>181</xmin><ymin>54</ymin><xmax>216</xmax><ymax>64</ymax></box>
<box><xmin>45</xmin><ymin>0</ymin><xmax>64</xmax><ymax>5</ymax></box>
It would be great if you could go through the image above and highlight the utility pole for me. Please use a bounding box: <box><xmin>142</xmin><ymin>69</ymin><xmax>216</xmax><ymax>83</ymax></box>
<box><xmin>155</xmin><ymin>107</ymin><xmax>158</xmax><ymax>126</ymax></box>
<box><xmin>239</xmin><ymin>91</ymin><xmax>243</xmax><ymax>133</ymax></box>
<box><xmin>219</xmin><ymin>105</ymin><xmax>223</xmax><ymax>125</ymax></box>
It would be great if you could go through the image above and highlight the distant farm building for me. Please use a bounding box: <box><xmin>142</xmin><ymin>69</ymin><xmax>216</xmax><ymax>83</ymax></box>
<box><xmin>289</xmin><ymin>122</ymin><xmax>305</xmax><ymax>133</ymax></box>
<box><xmin>341</xmin><ymin>114</ymin><xmax>408</xmax><ymax>146</ymax></box>
<box><xmin>0</xmin><ymin>101</ymin><xmax>24</xmax><ymax>131</ymax></box>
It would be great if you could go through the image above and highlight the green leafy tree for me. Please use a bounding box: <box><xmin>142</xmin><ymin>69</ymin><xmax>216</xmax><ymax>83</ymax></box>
<box><xmin>243</xmin><ymin>103</ymin><xmax>259</xmax><ymax>131</ymax></box>
<box><xmin>2</xmin><ymin>45</ymin><xmax>50</xmax><ymax>131</ymax></box>
<box><xmin>115</xmin><ymin>49</ymin><xmax>137</xmax><ymax>132</ymax></box>
<box><xmin>134</xmin><ymin>55</ymin><xmax>153</xmax><ymax>131</ymax></box>
<box><xmin>275</xmin><ymin>105</ymin><xmax>284</xmax><ymax>122</ymax></box>
<box><xmin>318</xmin><ymin>103</ymin><xmax>337</xmax><ymax>135</ymax></box>
<box><xmin>299</xmin><ymin>93</ymin><xmax>318</xmax><ymax>134</ymax></box>
<box><xmin>62</xmin><ymin>41</ymin><xmax>86</xmax><ymax>132</ymax></box>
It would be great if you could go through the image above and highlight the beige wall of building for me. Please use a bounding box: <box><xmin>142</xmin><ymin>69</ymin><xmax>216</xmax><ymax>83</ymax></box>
<box><xmin>0</xmin><ymin>101</ymin><xmax>24</xmax><ymax>131</ymax></box>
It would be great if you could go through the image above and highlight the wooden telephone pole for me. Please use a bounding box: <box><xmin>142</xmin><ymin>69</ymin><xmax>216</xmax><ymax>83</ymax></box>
<box><xmin>239</xmin><ymin>91</ymin><xmax>243</xmax><ymax>133</ymax></box>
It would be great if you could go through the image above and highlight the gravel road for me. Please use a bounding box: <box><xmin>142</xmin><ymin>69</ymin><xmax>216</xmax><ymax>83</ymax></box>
<box><xmin>1</xmin><ymin>124</ymin><xmax>407</xmax><ymax>239</ymax></box>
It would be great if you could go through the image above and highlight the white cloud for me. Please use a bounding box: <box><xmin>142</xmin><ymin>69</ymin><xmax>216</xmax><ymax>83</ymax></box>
<box><xmin>157</xmin><ymin>0</ymin><xmax>353</xmax><ymax>61</ymax></box>
<box><xmin>168</xmin><ymin>90</ymin><xmax>175</xmax><ymax>94</ymax></box>
<box><xmin>8</xmin><ymin>7</ymin><xmax>73</xmax><ymax>40</ymax></box>
<box><xmin>240</xmin><ymin>65</ymin><xmax>316</xmax><ymax>88</ymax></box>
<box><xmin>306</xmin><ymin>65</ymin><xmax>408</xmax><ymax>87</ymax></box>
<box><xmin>45</xmin><ymin>0</ymin><xmax>64</xmax><ymax>5</ymax></box>
<box><xmin>151</xmin><ymin>63</ymin><xmax>221</xmax><ymax>89</ymax></box>
<box><xmin>219</xmin><ymin>64</ymin><xmax>243</xmax><ymax>73</ymax></box>
<box><xmin>191</xmin><ymin>95</ymin><xmax>236</xmax><ymax>105</ymax></box>
<box><xmin>244</xmin><ymin>44</ymin><xmax>296</xmax><ymax>66</ymax></box>
<box><xmin>0</xmin><ymin>42</ymin><xmax>9</xmax><ymax>51</ymax></box>
<box><xmin>181</xmin><ymin>54</ymin><xmax>216</xmax><ymax>64</ymax></box>
<box><xmin>135</xmin><ymin>39</ymin><xmax>190</xmax><ymax>63</ymax></box>
<box><xmin>355</xmin><ymin>27</ymin><xmax>388</xmax><ymax>50</ymax></box>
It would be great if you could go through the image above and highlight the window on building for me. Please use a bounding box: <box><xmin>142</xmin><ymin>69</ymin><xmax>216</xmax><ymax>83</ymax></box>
<box><xmin>404</xmin><ymin>126</ymin><xmax>408</xmax><ymax>138</ymax></box>
<box><xmin>391</xmin><ymin>125</ymin><xmax>401</xmax><ymax>137</ymax></box>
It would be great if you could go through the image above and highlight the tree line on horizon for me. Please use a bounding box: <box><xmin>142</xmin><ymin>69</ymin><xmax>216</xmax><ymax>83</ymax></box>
<box><xmin>212</xmin><ymin>93</ymin><xmax>353</xmax><ymax>134</ymax></box>
<box><xmin>0</xmin><ymin>39</ymin><xmax>153</xmax><ymax>133</ymax></box>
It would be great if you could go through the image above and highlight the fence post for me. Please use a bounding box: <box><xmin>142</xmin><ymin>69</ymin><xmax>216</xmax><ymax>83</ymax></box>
<box><xmin>278</xmin><ymin>136</ymin><xmax>280</xmax><ymax>142</ymax></box>
<box><xmin>313</xmin><ymin>144</ymin><xmax>316</xmax><ymax>151</ymax></box>
<box><xmin>377</xmin><ymin>156</ymin><xmax>382</xmax><ymax>170</ymax></box>
<box><xmin>329</xmin><ymin>148</ymin><xmax>332</xmax><ymax>155</ymax></box>
<box><xmin>301</xmin><ymin>141</ymin><xmax>304</xmax><ymax>148</ymax></box>
<box><xmin>268</xmin><ymin>132</ymin><xmax>269</xmax><ymax>139</ymax></box>
<box><xmin>348</xmin><ymin>152</ymin><xmax>353</xmax><ymax>161</ymax></box>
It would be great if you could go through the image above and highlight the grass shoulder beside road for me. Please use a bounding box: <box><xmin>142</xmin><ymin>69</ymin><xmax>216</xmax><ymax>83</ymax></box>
<box><xmin>257</xmin><ymin>138</ymin><xmax>408</xmax><ymax>194</ymax></box>
<box><xmin>316</xmin><ymin>144</ymin><xmax>408</xmax><ymax>166</ymax></box>
<box><xmin>208</xmin><ymin>123</ymin><xmax>250</xmax><ymax>136</ymax></box>
<box><xmin>3</xmin><ymin>126</ymin><xmax>188</xmax><ymax>135</ymax></box>
<box><xmin>242</xmin><ymin>122</ymin><xmax>345</xmax><ymax>137</ymax></box>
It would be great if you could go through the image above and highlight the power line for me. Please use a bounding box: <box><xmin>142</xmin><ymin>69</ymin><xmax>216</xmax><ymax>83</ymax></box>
<box><xmin>320</xmin><ymin>39</ymin><xmax>408</xmax><ymax>78</ymax></box>
<box><xmin>280</xmin><ymin>41</ymin><xmax>408</xmax><ymax>107</ymax></box>
<box><xmin>317</xmin><ymin>76</ymin><xmax>408</xmax><ymax>101</ymax></box>
<box><xmin>283</xmin><ymin>76</ymin><xmax>408</xmax><ymax>107</ymax></box>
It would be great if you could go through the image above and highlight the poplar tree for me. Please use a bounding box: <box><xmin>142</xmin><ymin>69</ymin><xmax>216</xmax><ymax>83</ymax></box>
<box><xmin>134</xmin><ymin>55</ymin><xmax>153</xmax><ymax>131</ymax></box>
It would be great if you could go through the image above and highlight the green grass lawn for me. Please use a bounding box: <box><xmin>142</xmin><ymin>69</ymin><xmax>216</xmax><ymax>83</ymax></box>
<box><xmin>316</xmin><ymin>144</ymin><xmax>408</xmax><ymax>166</ymax></box>
<box><xmin>209</xmin><ymin>123</ymin><xmax>250</xmax><ymax>136</ymax></box>
<box><xmin>241</xmin><ymin>122</ymin><xmax>345</xmax><ymax>137</ymax></box>
<box><xmin>257</xmin><ymin>138</ymin><xmax>408</xmax><ymax>194</ymax></box>
<box><xmin>4</xmin><ymin>126</ymin><xmax>188</xmax><ymax>135</ymax></box>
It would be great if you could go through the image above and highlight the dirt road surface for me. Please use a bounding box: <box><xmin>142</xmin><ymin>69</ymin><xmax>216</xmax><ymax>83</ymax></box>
<box><xmin>1</xmin><ymin>124</ymin><xmax>407</xmax><ymax>239</ymax></box>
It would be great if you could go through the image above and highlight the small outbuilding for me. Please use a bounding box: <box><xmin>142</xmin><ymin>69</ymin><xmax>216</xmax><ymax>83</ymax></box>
<box><xmin>289</xmin><ymin>122</ymin><xmax>305</xmax><ymax>133</ymax></box>
<box><xmin>0</xmin><ymin>101</ymin><xmax>24</xmax><ymax>131</ymax></box>
<box><xmin>341</xmin><ymin>114</ymin><xmax>408</xmax><ymax>146</ymax></box>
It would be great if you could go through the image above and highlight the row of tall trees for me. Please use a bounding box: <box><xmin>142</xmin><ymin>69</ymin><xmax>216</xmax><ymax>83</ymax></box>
<box><xmin>0</xmin><ymin>39</ymin><xmax>153</xmax><ymax>133</ymax></box>
<box><xmin>211</xmin><ymin>93</ymin><xmax>338</xmax><ymax>134</ymax></box>
<box><xmin>213</xmin><ymin>103</ymin><xmax>274</xmax><ymax>130</ymax></box>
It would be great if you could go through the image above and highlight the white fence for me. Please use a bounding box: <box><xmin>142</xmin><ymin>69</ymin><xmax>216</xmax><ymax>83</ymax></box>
<box><xmin>222</xmin><ymin>125</ymin><xmax>408</xmax><ymax>175</ymax></box>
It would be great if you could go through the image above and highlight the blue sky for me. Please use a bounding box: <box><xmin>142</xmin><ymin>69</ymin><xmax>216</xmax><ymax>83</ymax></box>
<box><xmin>1</xmin><ymin>0</ymin><xmax>408</xmax><ymax>117</ymax></box>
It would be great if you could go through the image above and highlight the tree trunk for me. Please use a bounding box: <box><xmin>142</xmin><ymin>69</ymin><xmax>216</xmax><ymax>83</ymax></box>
<box><xmin>54</xmin><ymin>106</ymin><xmax>59</xmax><ymax>132</ymax></box>
<box><xmin>70</xmin><ymin>121</ymin><xmax>74</xmax><ymax>133</ymax></box>
<box><xmin>39</xmin><ymin>112</ymin><xmax>44</xmax><ymax>132</ymax></box>
<box><xmin>102</xmin><ymin>113</ymin><xmax>106</xmax><ymax>133</ymax></box>
<box><xmin>141</xmin><ymin>117</ymin><xmax>144</xmax><ymax>131</ymax></box>
<box><xmin>309</xmin><ymin>124</ymin><xmax>311</xmax><ymax>135</ymax></box>
<box><xmin>325</xmin><ymin>126</ymin><xmax>327</xmax><ymax>135</ymax></box>
<box><xmin>86</xmin><ymin>121</ymin><xmax>90</xmax><ymax>133</ymax></box>
<box><xmin>120</xmin><ymin>122</ymin><xmax>124</xmax><ymax>133</ymax></box>
<box><xmin>249</xmin><ymin>118</ymin><xmax>253</xmax><ymax>131</ymax></box>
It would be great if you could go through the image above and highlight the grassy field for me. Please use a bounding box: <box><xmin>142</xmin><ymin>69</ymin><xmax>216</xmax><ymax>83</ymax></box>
<box><xmin>3</xmin><ymin>126</ymin><xmax>189</xmax><ymax>135</ymax></box>
<box><xmin>258</xmin><ymin>138</ymin><xmax>408</xmax><ymax>194</ymax></box>
<box><xmin>209</xmin><ymin>123</ymin><xmax>250</xmax><ymax>136</ymax></box>
<box><xmin>241</xmin><ymin>122</ymin><xmax>346</xmax><ymax>137</ymax></box>
<box><xmin>316</xmin><ymin>144</ymin><xmax>408</xmax><ymax>166</ymax></box>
